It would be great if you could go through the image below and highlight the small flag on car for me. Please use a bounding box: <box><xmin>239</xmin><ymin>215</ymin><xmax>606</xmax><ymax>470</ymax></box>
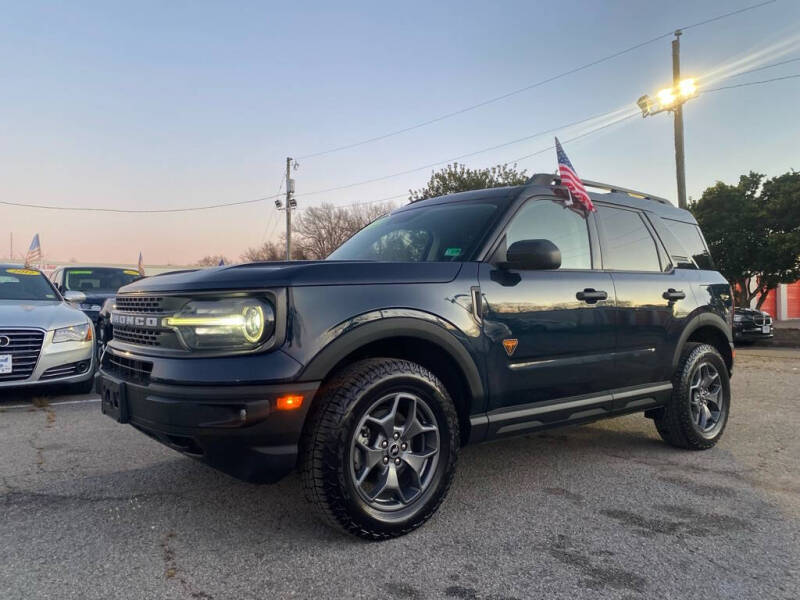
<box><xmin>138</xmin><ymin>252</ymin><xmax>145</xmax><ymax>276</ymax></box>
<box><xmin>25</xmin><ymin>234</ymin><xmax>42</xmax><ymax>268</ymax></box>
<box><xmin>555</xmin><ymin>137</ymin><xmax>595</xmax><ymax>213</ymax></box>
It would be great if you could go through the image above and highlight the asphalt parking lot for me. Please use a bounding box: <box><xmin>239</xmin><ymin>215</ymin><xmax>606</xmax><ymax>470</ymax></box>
<box><xmin>1</xmin><ymin>347</ymin><xmax>798</xmax><ymax>600</ymax></box>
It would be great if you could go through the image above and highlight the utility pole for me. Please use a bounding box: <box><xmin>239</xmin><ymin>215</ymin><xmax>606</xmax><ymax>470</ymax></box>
<box><xmin>285</xmin><ymin>156</ymin><xmax>293</xmax><ymax>260</ymax></box>
<box><xmin>9</xmin><ymin>232</ymin><xmax>12</xmax><ymax>261</ymax></box>
<box><xmin>672</xmin><ymin>30</ymin><xmax>687</xmax><ymax>209</ymax></box>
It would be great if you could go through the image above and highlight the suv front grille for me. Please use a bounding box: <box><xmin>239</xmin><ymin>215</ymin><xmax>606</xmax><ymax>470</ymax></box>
<box><xmin>113</xmin><ymin>328</ymin><xmax>161</xmax><ymax>347</ymax></box>
<box><xmin>112</xmin><ymin>294</ymin><xmax>188</xmax><ymax>350</ymax></box>
<box><xmin>115</xmin><ymin>296</ymin><xmax>166</xmax><ymax>314</ymax></box>
<box><xmin>753</xmin><ymin>314</ymin><xmax>773</xmax><ymax>326</ymax></box>
<box><xmin>103</xmin><ymin>351</ymin><xmax>153</xmax><ymax>384</ymax></box>
<box><xmin>0</xmin><ymin>329</ymin><xmax>45</xmax><ymax>382</ymax></box>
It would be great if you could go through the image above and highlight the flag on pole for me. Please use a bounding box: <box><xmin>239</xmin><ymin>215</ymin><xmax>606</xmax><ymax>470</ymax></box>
<box><xmin>138</xmin><ymin>252</ymin><xmax>145</xmax><ymax>277</ymax></box>
<box><xmin>555</xmin><ymin>137</ymin><xmax>595</xmax><ymax>212</ymax></box>
<box><xmin>218</xmin><ymin>258</ymin><xmax>225</xmax><ymax>266</ymax></box>
<box><xmin>25</xmin><ymin>234</ymin><xmax>42</xmax><ymax>268</ymax></box>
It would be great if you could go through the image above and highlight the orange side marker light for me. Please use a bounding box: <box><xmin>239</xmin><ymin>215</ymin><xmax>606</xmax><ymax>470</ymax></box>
<box><xmin>276</xmin><ymin>394</ymin><xmax>304</xmax><ymax>410</ymax></box>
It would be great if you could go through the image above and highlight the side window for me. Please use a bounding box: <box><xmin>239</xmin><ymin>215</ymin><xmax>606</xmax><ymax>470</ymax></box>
<box><xmin>504</xmin><ymin>199</ymin><xmax>592</xmax><ymax>269</ymax></box>
<box><xmin>596</xmin><ymin>206</ymin><xmax>661</xmax><ymax>272</ymax></box>
<box><xmin>663</xmin><ymin>219</ymin><xmax>715</xmax><ymax>270</ymax></box>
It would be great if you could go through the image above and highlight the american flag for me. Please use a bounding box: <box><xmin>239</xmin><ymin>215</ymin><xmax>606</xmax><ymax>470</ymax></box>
<box><xmin>25</xmin><ymin>234</ymin><xmax>42</xmax><ymax>268</ymax></box>
<box><xmin>555</xmin><ymin>137</ymin><xmax>595</xmax><ymax>212</ymax></box>
<box><xmin>137</xmin><ymin>252</ymin><xmax>145</xmax><ymax>277</ymax></box>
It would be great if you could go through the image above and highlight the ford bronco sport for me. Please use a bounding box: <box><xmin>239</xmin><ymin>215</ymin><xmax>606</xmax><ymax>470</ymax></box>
<box><xmin>98</xmin><ymin>174</ymin><xmax>733</xmax><ymax>539</ymax></box>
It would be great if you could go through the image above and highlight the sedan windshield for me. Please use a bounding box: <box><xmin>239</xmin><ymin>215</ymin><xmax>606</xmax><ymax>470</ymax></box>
<box><xmin>327</xmin><ymin>201</ymin><xmax>501</xmax><ymax>262</ymax></box>
<box><xmin>64</xmin><ymin>268</ymin><xmax>141</xmax><ymax>292</ymax></box>
<box><xmin>0</xmin><ymin>268</ymin><xmax>58</xmax><ymax>301</ymax></box>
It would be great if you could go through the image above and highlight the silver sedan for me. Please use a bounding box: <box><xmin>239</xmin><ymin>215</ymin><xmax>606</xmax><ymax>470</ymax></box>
<box><xmin>0</xmin><ymin>265</ymin><xmax>94</xmax><ymax>394</ymax></box>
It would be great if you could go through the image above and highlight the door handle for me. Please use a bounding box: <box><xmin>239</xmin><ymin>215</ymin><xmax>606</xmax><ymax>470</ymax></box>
<box><xmin>576</xmin><ymin>288</ymin><xmax>608</xmax><ymax>304</ymax></box>
<box><xmin>662</xmin><ymin>288</ymin><xmax>686</xmax><ymax>301</ymax></box>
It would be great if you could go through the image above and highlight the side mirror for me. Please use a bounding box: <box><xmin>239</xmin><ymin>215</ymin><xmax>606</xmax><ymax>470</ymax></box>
<box><xmin>502</xmin><ymin>239</ymin><xmax>561</xmax><ymax>270</ymax></box>
<box><xmin>63</xmin><ymin>290</ymin><xmax>86</xmax><ymax>304</ymax></box>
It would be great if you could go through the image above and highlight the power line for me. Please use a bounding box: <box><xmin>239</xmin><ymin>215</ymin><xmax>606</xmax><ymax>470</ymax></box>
<box><xmin>0</xmin><ymin>194</ymin><xmax>282</xmax><ymax>214</ymax></box>
<box><xmin>303</xmin><ymin>113</ymin><xmax>642</xmax><ymax>210</ymax></box>
<box><xmin>702</xmin><ymin>73</ymin><xmax>800</xmax><ymax>92</ymax></box>
<box><xmin>727</xmin><ymin>56</ymin><xmax>800</xmax><ymax>77</ymax></box>
<box><xmin>1</xmin><ymin>68</ymin><xmax>794</xmax><ymax>216</ymax></box>
<box><xmin>295</xmin><ymin>108</ymin><xmax>634</xmax><ymax>198</ymax></box>
<box><xmin>295</xmin><ymin>0</ymin><xmax>778</xmax><ymax>160</ymax></box>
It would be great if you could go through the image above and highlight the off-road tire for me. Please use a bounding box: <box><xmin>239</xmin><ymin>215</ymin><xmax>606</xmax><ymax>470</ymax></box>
<box><xmin>654</xmin><ymin>343</ymin><xmax>730</xmax><ymax>450</ymax></box>
<box><xmin>300</xmin><ymin>358</ymin><xmax>459</xmax><ymax>540</ymax></box>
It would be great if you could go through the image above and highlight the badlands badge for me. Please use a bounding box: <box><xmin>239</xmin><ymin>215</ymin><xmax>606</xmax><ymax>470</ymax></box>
<box><xmin>502</xmin><ymin>339</ymin><xmax>518</xmax><ymax>357</ymax></box>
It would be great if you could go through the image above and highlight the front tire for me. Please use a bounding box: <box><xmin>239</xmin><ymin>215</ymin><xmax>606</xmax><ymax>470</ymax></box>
<box><xmin>654</xmin><ymin>343</ymin><xmax>730</xmax><ymax>450</ymax></box>
<box><xmin>300</xmin><ymin>358</ymin><xmax>459</xmax><ymax>539</ymax></box>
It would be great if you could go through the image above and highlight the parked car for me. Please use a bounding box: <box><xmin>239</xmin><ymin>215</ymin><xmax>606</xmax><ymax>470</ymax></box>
<box><xmin>733</xmin><ymin>307</ymin><xmax>773</xmax><ymax>343</ymax></box>
<box><xmin>0</xmin><ymin>265</ymin><xmax>95</xmax><ymax>393</ymax></box>
<box><xmin>50</xmin><ymin>266</ymin><xmax>142</xmax><ymax>327</ymax></box>
<box><xmin>98</xmin><ymin>175</ymin><xmax>733</xmax><ymax>539</ymax></box>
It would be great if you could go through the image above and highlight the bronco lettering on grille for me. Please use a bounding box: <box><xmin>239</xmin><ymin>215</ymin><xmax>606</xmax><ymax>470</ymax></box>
<box><xmin>111</xmin><ymin>313</ymin><xmax>161</xmax><ymax>329</ymax></box>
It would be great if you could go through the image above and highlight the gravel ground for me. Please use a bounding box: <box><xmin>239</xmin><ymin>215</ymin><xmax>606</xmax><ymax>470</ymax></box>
<box><xmin>1</xmin><ymin>347</ymin><xmax>798</xmax><ymax>600</ymax></box>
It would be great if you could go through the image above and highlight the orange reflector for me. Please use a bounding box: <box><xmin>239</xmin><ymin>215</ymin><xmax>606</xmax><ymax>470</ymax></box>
<box><xmin>86</xmin><ymin>327</ymin><xmax>94</xmax><ymax>341</ymax></box>
<box><xmin>276</xmin><ymin>394</ymin><xmax>304</xmax><ymax>410</ymax></box>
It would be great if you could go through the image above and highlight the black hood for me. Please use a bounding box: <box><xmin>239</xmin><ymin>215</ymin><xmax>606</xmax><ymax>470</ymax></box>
<box><xmin>119</xmin><ymin>261</ymin><xmax>463</xmax><ymax>294</ymax></box>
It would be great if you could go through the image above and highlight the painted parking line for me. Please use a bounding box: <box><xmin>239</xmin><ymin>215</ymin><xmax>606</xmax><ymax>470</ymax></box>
<box><xmin>1</xmin><ymin>396</ymin><xmax>101</xmax><ymax>410</ymax></box>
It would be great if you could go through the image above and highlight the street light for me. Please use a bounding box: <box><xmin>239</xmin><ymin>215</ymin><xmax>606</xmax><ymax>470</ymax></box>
<box><xmin>637</xmin><ymin>78</ymin><xmax>696</xmax><ymax>117</ymax></box>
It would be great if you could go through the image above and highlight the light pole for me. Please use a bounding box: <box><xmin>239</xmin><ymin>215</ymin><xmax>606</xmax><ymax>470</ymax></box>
<box><xmin>636</xmin><ymin>30</ymin><xmax>696</xmax><ymax>209</ymax></box>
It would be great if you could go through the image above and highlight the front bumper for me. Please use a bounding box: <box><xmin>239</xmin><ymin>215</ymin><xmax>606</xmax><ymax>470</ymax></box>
<box><xmin>733</xmin><ymin>324</ymin><xmax>774</xmax><ymax>342</ymax></box>
<box><xmin>0</xmin><ymin>331</ymin><xmax>94</xmax><ymax>389</ymax></box>
<box><xmin>97</xmin><ymin>349</ymin><xmax>319</xmax><ymax>483</ymax></box>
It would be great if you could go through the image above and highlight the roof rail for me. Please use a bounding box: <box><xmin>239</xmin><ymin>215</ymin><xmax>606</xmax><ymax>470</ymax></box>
<box><xmin>525</xmin><ymin>173</ymin><xmax>671</xmax><ymax>205</ymax></box>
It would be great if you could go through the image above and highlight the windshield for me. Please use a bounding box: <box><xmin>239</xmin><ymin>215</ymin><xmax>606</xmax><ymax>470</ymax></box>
<box><xmin>328</xmin><ymin>201</ymin><xmax>501</xmax><ymax>262</ymax></box>
<box><xmin>64</xmin><ymin>268</ymin><xmax>141</xmax><ymax>292</ymax></box>
<box><xmin>0</xmin><ymin>268</ymin><xmax>59</xmax><ymax>301</ymax></box>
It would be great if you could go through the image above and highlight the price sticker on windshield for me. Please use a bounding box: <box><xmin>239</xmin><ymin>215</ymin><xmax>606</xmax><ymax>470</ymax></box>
<box><xmin>6</xmin><ymin>269</ymin><xmax>39</xmax><ymax>276</ymax></box>
<box><xmin>0</xmin><ymin>355</ymin><xmax>11</xmax><ymax>375</ymax></box>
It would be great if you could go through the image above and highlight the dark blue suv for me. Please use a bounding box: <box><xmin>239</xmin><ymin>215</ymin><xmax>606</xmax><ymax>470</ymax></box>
<box><xmin>98</xmin><ymin>175</ymin><xmax>733</xmax><ymax>539</ymax></box>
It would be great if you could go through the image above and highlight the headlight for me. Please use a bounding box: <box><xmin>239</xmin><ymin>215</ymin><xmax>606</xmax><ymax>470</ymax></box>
<box><xmin>164</xmin><ymin>298</ymin><xmax>275</xmax><ymax>350</ymax></box>
<box><xmin>102</xmin><ymin>298</ymin><xmax>116</xmax><ymax>313</ymax></box>
<box><xmin>733</xmin><ymin>314</ymin><xmax>743</xmax><ymax>323</ymax></box>
<box><xmin>53</xmin><ymin>323</ymin><xmax>93</xmax><ymax>343</ymax></box>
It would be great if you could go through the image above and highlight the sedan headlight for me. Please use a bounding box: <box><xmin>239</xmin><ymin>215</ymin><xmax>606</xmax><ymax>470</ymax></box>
<box><xmin>164</xmin><ymin>298</ymin><xmax>275</xmax><ymax>350</ymax></box>
<box><xmin>53</xmin><ymin>323</ymin><xmax>93</xmax><ymax>343</ymax></box>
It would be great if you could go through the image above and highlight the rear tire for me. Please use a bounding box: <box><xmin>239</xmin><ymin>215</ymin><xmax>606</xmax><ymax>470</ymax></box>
<box><xmin>654</xmin><ymin>343</ymin><xmax>730</xmax><ymax>450</ymax></box>
<box><xmin>300</xmin><ymin>358</ymin><xmax>459</xmax><ymax>539</ymax></box>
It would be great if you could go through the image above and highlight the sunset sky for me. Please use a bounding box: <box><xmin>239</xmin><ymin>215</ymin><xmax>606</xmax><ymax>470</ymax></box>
<box><xmin>1</xmin><ymin>0</ymin><xmax>798</xmax><ymax>266</ymax></box>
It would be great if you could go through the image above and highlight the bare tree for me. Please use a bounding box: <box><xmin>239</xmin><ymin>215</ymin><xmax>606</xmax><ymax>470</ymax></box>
<box><xmin>292</xmin><ymin>202</ymin><xmax>396</xmax><ymax>259</ymax></box>
<box><xmin>240</xmin><ymin>237</ymin><xmax>310</xmax><ymax>263</ymax></box>
<box><xmin>195</xmin><ymin>254</ymin><xmax>230</xmax><ymax>267</ymax></box>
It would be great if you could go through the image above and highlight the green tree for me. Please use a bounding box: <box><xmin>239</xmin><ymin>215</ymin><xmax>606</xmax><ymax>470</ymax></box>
<box><xmin>409</xmin><ymin>162</ymin><xmax>528</xmax><ymax>202</ymax></box>
<box><xmin>691</xmin><ymin>170</ymin><xmax>800</xmax><ymax>309</ymax></box>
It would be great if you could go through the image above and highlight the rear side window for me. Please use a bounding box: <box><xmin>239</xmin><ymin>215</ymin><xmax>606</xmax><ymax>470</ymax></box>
<box><xmin>596</xmin><ymin>206</ymin><xmax>661</xmax><ymax>271</ymax></box>
<box><xmin>663</xmin><ymin>219</ymin><xmax>715</xmax><ymax>270</ymax></box>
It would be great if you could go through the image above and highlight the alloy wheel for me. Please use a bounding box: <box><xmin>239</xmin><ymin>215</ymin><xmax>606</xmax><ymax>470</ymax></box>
<box><xmin>689</xmin><ymin>361</ymin><xmax>725</xmax><ymax>434</ymax></box>
<box><xmin>349</xmin><ymin>391</ymin><xmax>440</xmax><ymax>512</ymax></box>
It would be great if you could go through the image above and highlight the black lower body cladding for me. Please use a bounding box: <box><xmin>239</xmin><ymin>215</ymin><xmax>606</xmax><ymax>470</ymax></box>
<box><xmin>97</xmin><ymin>367</ymin><xmax>319</xmax><ymax>483</ymax></box>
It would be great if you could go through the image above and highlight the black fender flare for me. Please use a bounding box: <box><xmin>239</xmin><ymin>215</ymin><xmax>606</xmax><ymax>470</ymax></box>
<box><xmin>298</xmin><ymin>310</ymin><xmax>485</xmax><ymax>407</ymax></box>
<box><xmin>672</xmin><ymin>311</ymin><xmax>733</xmax><ymax>369</ymax></box>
